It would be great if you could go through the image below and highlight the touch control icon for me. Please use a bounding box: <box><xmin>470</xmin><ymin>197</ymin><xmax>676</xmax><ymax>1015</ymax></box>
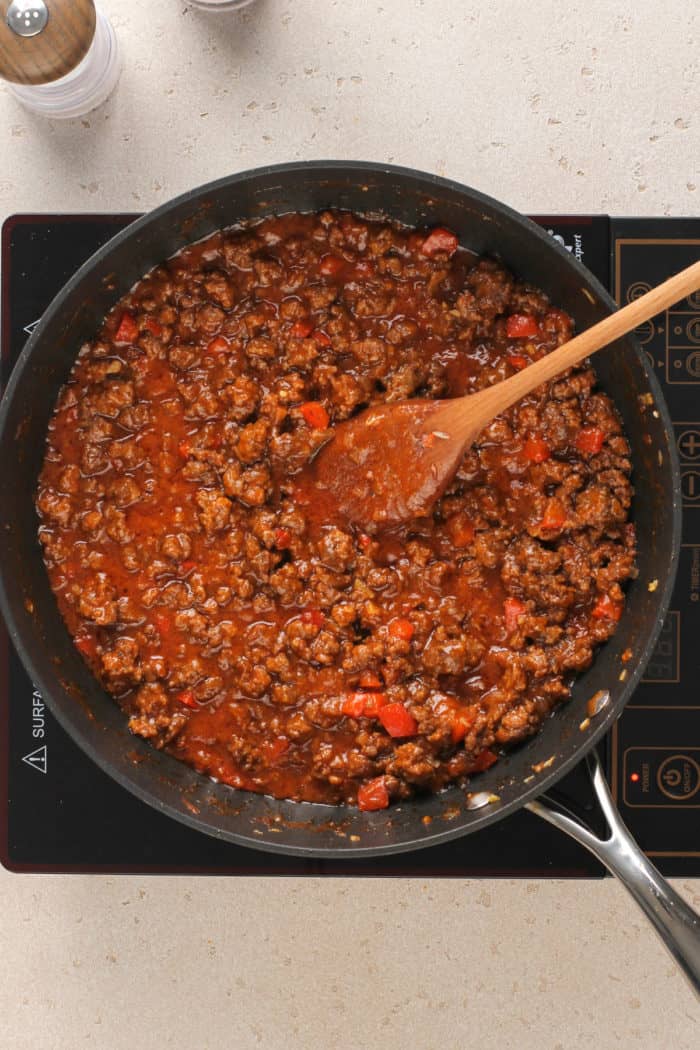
<box><xmin>682</xmin><ymin>470</ymin><xmax>700</xmax><ymax>501</ymax></box>
<box><xmin>657</xmin><ymin>755</ymin><xmax>700</xmax><ymax>801</ymax></box>
<box><xmin>626</xmin><ymin>280</ymin><xmax>651</xmax><ymax>302</ymax></box>
<box><xmin>686</xmin><ymin>351</ymin><xmax>700</xmax><ymax>377</ymax></box>
<box><xmin>677</xmin><ymin>429</ymin><xmax>700</xmax><ymax>460</ymax></box>
<box><xmin>633</xmin><ymin>320</ymin><xmax>655</xmax><ymax>345</ymax></box>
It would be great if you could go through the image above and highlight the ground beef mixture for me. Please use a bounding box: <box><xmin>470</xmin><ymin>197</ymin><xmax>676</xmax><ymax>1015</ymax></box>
<box><xmin>36</xmin><ymin>211</ymin><xmax>636</xmax><ymax>812</ymax></box>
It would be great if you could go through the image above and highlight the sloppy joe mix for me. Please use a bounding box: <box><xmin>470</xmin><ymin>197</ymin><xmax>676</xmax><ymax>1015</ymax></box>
<box><xmin>36</xmin><ymin>212</ymin><xmax>635</xmax><ymax>811</ymax></box>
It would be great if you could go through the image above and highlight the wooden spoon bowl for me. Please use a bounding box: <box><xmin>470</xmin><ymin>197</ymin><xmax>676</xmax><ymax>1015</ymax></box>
<box><xmin>303</xmin><ymin>260</ymin><xmax>700</xmax><ymax>531</ymax></box>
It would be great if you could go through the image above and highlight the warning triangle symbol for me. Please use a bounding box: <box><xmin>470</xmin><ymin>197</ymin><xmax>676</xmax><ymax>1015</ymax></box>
<box><xmin>22</xmin><ymin>745</ymin><xmax>47</xmax><ymax>774</ymax></box>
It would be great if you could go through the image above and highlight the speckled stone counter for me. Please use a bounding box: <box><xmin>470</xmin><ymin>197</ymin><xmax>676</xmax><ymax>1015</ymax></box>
<box><xmin>1</xmin><ymin>2</ymin><xmax>698</xmax><ymax>1047</ymax></box>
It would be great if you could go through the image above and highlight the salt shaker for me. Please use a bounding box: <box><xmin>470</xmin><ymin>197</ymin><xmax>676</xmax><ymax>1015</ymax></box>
<box><xmin>0</xmin><ymin>0</ymin><xmax>120</xmax><ymax>118</ymax></box>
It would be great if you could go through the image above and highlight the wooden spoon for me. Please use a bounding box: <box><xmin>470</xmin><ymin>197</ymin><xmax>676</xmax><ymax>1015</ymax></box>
<box><xmin>302</xmin><ymin>259</ymin><xmax>700</xmax><ymax>531</ymax></box>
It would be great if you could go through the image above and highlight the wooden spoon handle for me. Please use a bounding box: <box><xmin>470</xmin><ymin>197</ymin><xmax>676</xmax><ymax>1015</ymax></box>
<box><xmin>464</xmin><ymin>258</ymin><xmax>700</xmax><ymax>428</ymax></box>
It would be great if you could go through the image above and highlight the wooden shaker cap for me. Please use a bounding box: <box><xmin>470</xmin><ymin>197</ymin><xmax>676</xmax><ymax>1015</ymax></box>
<box><xmin>0</xmin><ymin>0</ymin><xmax>96</xmax><ymax>85</ymax></box>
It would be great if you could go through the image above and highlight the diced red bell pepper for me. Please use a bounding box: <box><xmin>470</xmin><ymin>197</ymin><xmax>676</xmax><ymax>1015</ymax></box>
<box><xmin>362</xmin><ymin>692</ymin><xmax>388</xmax><ymax>717</ymax></box>
<box><xmin>575</xmin><ymin>426</ymin><xmax>605</xmax><ymax>455</ymax></box>
<box><xmin>378</xmin><ymin>702</ymin><xmax>418</xmax><ymax>737</ymax></box>
<box><xmin>342</xmin><ymin>692</ymin><xmax>368</xmax><ymax>718</ymax></box>
<box><xmin>319</xmin><ymin>255</ymin><xmax>345</xmax><ymax>277</ymax></box>
<box><xmin>206</xmin><ymin>336</ymin><xmax>230</xmax><ymax>354</ymax></box>
<box><xmin>591</xmin><ymin>593</ymin><xmax>623</xmax><ymax>621</ymax></box>
<box><xmin>508</xmin><ymin>354</ymin><xmax>529</xmax><ymax>370</ymax></box>
<box><xmin>471</xmin><ymin>748</ymin><xmax>498</xmax><ymax>772</ymax></box>
<box><xmin>540</xmin><ymin>498</ymin><xmax>566</xmax><ymax>530</ymax></box>
<box><xmin>176</xmin><ymin>689</ymin><xmax>198</xmax><ymax>709</ymax></box>
<box><xmin>179</xmin><ymin>560</ymin><xmax>196</xmax><ymax>575</ymax></box>
<box><xmin>75</xmin><ymin>634</ymin><xmax>97</xmax><ymax>659</ymax></box>
<box><xmin>358</xmin><ymin>533</ymin><xmax>372</xmax><ymax>550</ymax></box>
<box><xmin>451</xmin><ymin>709</ymin><xmax>477</xmax><ymax>744</ymax></box>
<box><xmin>342</xmin><ymin>691</ymin><xmax>388</xmax><ymax>718</ymax></box>
<box><xmin>357</xmin><ymin>777</ymin><xmax>390</xmax><ymax>812</ymax></box>
<box><xmin>359</xmin><ymin>670</ymin><xmax>383</xmax><ymax>689</ymax></box>
<box><xmin>421</xmin><ymin>227</ymin><xmax>459</xmax><ymax>257</ymax></box>
<box><xmin>274</xmin><ymin>527</ymin><xmax>292</xmax><ymax>549</ymax></box>
<box><xmin>388</xmin><ymin>617</ymin><xmax>414</xmax><ymax>642</ymax></box>
<box><xmin>177</xmin><ymin>440</ymin><xmax>191</xmax><ymax>459</ymax></box>
<box><xmin>301</xmin><ymin>609</ymin><xmax>325</xmax><ymax>628</ymax></box>
<box><xmin>290</xmin><ymin>319</ymin><xmax>314</xmax><ymax>339</ymax></box>
<box><xmin>506</xmin><ymin>313</ymin><xmax>540</xmax><ymax>339</ymax></box>
<box><xmin>523</xmin><ymin>436</ymin><xmax>550</xmax><ymax>463</ymax></box>
<box><xmin>300</xmin><ymin>401</ymin><xmax>330</xmax><ymax>429</ymax></box>
<box><xmin>114</xmin><ymin>311</ymin><xmax>139</xmax><ymax>344</ymax></box>
<box><xmin>313</xmin><ymin>330</ymin><xmax>332</xmax><ymax>346</ymax></box>
<box><xmin>143</xmin><ymin>317</ymin><xmax>162</xmax><ymax>337</ymax></box>
<box><xmin>504</xmin><ymin>597</ymin><xmax>527</xmax><ymax>633</ymax></box>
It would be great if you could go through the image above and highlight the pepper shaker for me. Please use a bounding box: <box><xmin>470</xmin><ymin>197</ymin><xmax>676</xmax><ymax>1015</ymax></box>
<box><xmin>187</xmin><ymin>1</ymin><xmax>259</xmax><ymax>11</ymax></box>
<box><xmin>0</xmin><ymin>0</ymin><xmax>120</xmax><ymax>118</ymax></box>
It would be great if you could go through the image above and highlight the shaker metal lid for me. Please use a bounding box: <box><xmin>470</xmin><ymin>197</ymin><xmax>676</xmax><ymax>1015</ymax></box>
<box><xmin>0</xmin><ymin>0</ymin><xmax>96</xmax><ymax>84</ymax></box>
<box><xmin>6</xmin><ymin>0</ymin><xmax>49</xmax><ymax>38</ymax></box>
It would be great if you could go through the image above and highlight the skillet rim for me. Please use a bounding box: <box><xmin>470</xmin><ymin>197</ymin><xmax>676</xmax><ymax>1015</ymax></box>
<box><xmin>0</xmin><ymin>160</ymin><xmax>682</xmax><ymax>857</ymax></box>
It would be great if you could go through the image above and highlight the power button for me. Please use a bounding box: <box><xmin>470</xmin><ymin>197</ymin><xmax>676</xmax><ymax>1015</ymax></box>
<box><xmin>657</xmin><ymin>755</ymin><xmax>700</xmax><ymax>801</ymax></box>
<box><xmin>623</xmin><ymin>748</ymin><xmax>700</xmax><ymax>807</ymax></box>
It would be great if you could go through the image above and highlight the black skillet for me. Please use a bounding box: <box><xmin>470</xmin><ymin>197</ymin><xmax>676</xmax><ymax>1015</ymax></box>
<box><xmin>0</xmin><ymin>162</ymin><xmax>697</xmax><ymax>991</ymax></box>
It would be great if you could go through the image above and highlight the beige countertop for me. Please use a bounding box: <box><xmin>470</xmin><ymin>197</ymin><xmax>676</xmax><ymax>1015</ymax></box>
<box><xmin>1</xmin><ymin>2</ymin><xmax>699</xmax><ymax>1047</ymax></box>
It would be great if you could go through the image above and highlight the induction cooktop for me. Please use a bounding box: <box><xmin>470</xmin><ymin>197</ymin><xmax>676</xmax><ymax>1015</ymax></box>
<box><xmin>1</xmin><ymin>212</ymin><xmax>698</xmax><ymax>875</ymax></box>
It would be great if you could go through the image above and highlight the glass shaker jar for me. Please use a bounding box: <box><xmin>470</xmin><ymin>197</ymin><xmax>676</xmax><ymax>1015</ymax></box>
<box><xmin>187</xmin><ymin>0</ymin><xmax>259</xmax><ymax>10</ymax></box>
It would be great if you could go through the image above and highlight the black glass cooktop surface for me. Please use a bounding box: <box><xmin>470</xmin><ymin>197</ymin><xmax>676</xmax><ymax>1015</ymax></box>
<box><xmin>1</xmin><ymin>212</ymin><xmax>697</xmax><ymax>875</ymax></box>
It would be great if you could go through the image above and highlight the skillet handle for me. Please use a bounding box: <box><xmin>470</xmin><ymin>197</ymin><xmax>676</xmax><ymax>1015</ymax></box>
<box><xmin>526</xmin><ymin>750</ymin><xmax>700</xmax><ymax>999</ymax></box>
